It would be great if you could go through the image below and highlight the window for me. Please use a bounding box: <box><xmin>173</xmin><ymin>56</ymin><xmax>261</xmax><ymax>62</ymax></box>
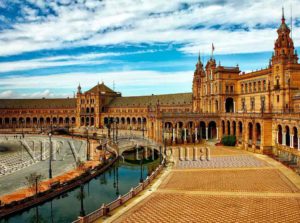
<box><xmin>251</xmin><ymin>97</ymin><xmax>255</xmax><ymax>110</ymax></box>
<box><xmin>226</xmin><ymin>86</ymin><xmax>229</xmax><ymax>93</ymax></box>
<box><xmin>277</xmin><ymin>95</ymin><xmax>280</xmax><ymax>102</ymax></box>
<box><xmin>258</xmin><ymin>81</ymin><xmax>261</xmax><ymax>91</ymax></box>
<box><xmin>241</xmin><ymin>84</ymin><xmax>244</xmax><ymax>93</ymax></box>
<box><xmin>249</xmin><ymin>83</ymin><xmax>252</xmax><ymax>92</ymax></box>
<box><xmin>245</xmin><ymin>84</ymin><xmax>248</xmax><ymax>93</ymax></box>
<box><xmin>253</xmin><ymin>82</ymin><xmax>256</xmax><ymax>92</ymax></box>
<box><xmin>263</xmin><ymin>80</ymin><xmax>266</xmax><ymax>91</ymax></box>
<box><xmin>241</xmin><ymin>98</ymin><xmax>246</xmax><ymax>111</ymax></box>
<box><xmin>230</xmin><ymin>86</ymin><xmax>234</xmax><ymax>93</ymax></box>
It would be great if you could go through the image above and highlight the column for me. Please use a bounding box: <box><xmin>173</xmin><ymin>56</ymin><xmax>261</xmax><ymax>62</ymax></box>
<box><xmin>283</xmin><ymin>132</ymin><xmax>286</xmax><ymax>146</ymax></box>
<box><xmin>233</xmin><ymin>101</ymin><xmax>236</xmax><ymax>113</ymax></box>
<box><xmin>298</xmin><ymin>137</ymin><xmax>300</xmax><ymax>151</ymax></box>
<box><xmin>276</xmin><ymin>131</ymin><xmax>279</xmax><ymax>144</ymax></box>
<box><xmin>224</xmin><ymin>102</ymin><xmax>226</xmax><ymax>112</ymax></box>
<box><xmin>290</xmin><ymin>135</ymin><xmax>294</xmax><ymax>148</ymax></box>
<box><xmin>195</xmin><ymin>128</ymin><xmax>198</xmax><ymax>142</ymax></box>
<box><xmin>172</xmin><ymin>128</ymin><xmax>175</xmax><ymax>143</ymax></box>
<box><xmin>184</xmin><ymin>128</ymin><xmax>187</xmax><ymax>142</ymax></box>
<box><xmin>206</xmin><ymin>127</ymin><xmax>208</xmax><ymax>140</ymax></box>
<box><xmin>216</xmin><ymin>127</ymin><xmax>219</xmax><ymax>140</ymax></box>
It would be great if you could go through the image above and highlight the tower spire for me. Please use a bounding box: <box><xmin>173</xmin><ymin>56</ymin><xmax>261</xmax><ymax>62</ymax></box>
<box><xmin>282</xmin><ymin>6</ymin><xmax>285</xmax><ymax>23</ymax></box>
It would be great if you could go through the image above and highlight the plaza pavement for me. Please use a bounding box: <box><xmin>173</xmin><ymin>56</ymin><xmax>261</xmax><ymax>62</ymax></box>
<box><xmin>105</xmin><ymin>145</ymin><xmax>300</xmax><ymax>223</ymax></box>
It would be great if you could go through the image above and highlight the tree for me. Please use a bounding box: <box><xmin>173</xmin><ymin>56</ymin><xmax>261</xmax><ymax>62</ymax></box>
<box><xmin>25</xmin><ymin>172</ymin><xmax>43</xmax><ymax>196</ymax></box>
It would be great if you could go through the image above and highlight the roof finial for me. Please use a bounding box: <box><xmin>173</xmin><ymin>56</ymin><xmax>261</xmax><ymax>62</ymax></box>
<box><xmin>282</xmin><ymin>6</ymin><xmax>285</xmax><ymax>23</ymax></box>
<box><xmin>198</xmin><ymin>50</ymin><xmax>201</xmax><ymax>62</ymax></box>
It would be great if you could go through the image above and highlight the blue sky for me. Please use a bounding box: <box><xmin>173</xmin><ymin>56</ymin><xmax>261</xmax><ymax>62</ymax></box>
<box><xmin>0</xmin><ymin>0</ymin><xmax>300</xmax><ymax>98</ymax></box>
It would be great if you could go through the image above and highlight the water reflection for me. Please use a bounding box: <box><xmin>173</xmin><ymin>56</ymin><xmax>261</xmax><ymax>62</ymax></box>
<box><xmin>1</xmin><ymin>148</ymin><xmax>159</xmax><ymax>223</ymax></box>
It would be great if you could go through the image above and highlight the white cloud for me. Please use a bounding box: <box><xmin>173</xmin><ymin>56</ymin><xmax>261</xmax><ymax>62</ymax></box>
<box><xmin>0</xmin><ymin>49</ymin><xmax>161</xmax><ymax>72</ymax></box>
<box><xmin>0</xmin><ymin>0</ymin><xmax>299</xmax><ymax>56</ymax></box>
<box><xmin>0</xmin><ymin>89</ymin><xmax>68</xmax><ymax>99</ymax></box>
<box><xmin>0</xmin><ymin>70</ymin><xmax>193</xmax><ymax>94</ymax></box>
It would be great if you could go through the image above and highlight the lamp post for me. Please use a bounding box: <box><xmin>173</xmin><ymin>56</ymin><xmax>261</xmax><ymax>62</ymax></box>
<box><xmin>86</xmin><ymin>127</ymin><xmax>90</xmax><ymax>161</ymax></box>
<box><xmin>108</xmin><ymin>117</ymin><xmax>111</xmax><ymax>139</ymax></box>
<box><xmin>116</xmin><ymin>118</ymin><xmax>118</xmax><ymax>142</ymax></box>
<box><xmin>48</xmin><ymin>133</ymin><xmax>53</xmax><ymax>179</ymax></box>
<box><xmin>21</xmin><ymin>119</ymin><xmax>25</xmax><ymax>138</ymax></box>
<box><xmin>142</xmin><ymin>118</ymin><xmax>144</xmax><ymax>138</ymax></box>
<box><xmin>112</xmin><ymin>118</ymin><xmax>115</xmax><ymax>143</ymax></box>
<box><xmin>140</xmin><ymin>147</ymin><xmax>144</xmax><ymax>183</ymax></box>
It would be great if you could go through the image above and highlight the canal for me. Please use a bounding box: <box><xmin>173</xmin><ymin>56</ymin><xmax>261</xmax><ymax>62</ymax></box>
<box><xmin>0</xmin><ymin>149</ymin><xmax>160</xmax><ymax>223</ymax></box>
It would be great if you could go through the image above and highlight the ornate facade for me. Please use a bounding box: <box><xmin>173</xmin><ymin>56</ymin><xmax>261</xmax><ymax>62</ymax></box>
<box><xmin>0</xmin><ymin>12</ymin><xmax>300</xmax><ymax>155</ymax></box>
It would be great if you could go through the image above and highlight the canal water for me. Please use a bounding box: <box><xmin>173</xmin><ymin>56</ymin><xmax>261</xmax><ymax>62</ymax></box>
<box><xmin>0</xmin><ymin>150</ymin><xmax>160</xmax><ymax>223</ymax></box>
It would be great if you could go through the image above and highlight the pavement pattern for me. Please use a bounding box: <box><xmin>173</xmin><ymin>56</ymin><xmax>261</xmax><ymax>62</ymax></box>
<box><xmin>110</xmin><ymin>146</ymin><xmax>300</xmax><ymax>223</ymax></box>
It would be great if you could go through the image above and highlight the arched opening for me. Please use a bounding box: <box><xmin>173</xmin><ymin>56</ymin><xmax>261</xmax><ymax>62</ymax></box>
<box><xmin>33</xmin><ymin>117</ymin><xmax>38</xmax><ymax>125</ymax></box>
<box><xmin>81</xmin><ymin>117</ymin><xmax>85</xmax><ymax>126</ymax></box>
<box><xmin>248</xmin><ymin>123</ymin><xmax>253</xmax><ymax>144</ymax></box>
<box><xmin>222</xmin><ymin>120</ymin><xmax>225</xmax><ymax>134</ymax></box>
<box><xmin>91</xmin><ymin>107</ymin><xmax>94</xmax><ymax>113</ymax></box>
<box><xmin>137</xmin><ymin>118</ymin><xmax>142</xmax><ymax>129</ymax></box>
<box><xmin>176</xmin><ymin>121</ymin><xmax>184</xmax><ymax>143</ymax></box>
<box><xmin>293</xmin><ymin>127</ymin><xmax>298</xmax><ymax>149</ymax></box>
<box><xmin>59</xmin><ymin>117</ymin><xmax>64</xmax><ymax>125</ymax></box>
<box><xmin>86</xmin><ymin>107</ymin><xmax>90</xmax><ymax>113</ymax></box>
<box><xmin>4</xmin><ymin>118</ymin><xmax>9</xmax><ymax>125</ymax></box>
<box><xmin>104</xmin><ymin>117</ymin><xmax>109</xmax><ymax>125</ymax></box>
<box><xmin>199</xmin><ymin>121</ymin><xmax>206</xmax><ymax>140</ymax></box>
<box><xmin>0</xmin><ymin>118</ymin><xmax>2</xmax><ymax>126</ymax></box>
<box><xmin>52</xmin><ymin>117</ymin><xmax>57</xmax><ymax>124</ymax></box>
<box><xmin>46</xmin><ymin>117</ymin><xmax>51</xmax><ymax>124</ymax></box>
<box><xmin>187</xmin><ymin>121</ymin><xmax>194</xmax><ymax>142</ymax></box>
<box><xmin>65</xmin><ymin>117</ymin><xmax>70</xmax><ymax>124</ymax></box>
<box><xmin>215</xmin><ymin>100</ymin><xmax>218</xmax><ymax>112</ymax></box>
<box><xmin>126</xmin><ymin>117</ymin><xmax>131</xmax><ymax>125</ymax></box>
<box><xmin>19</xmin><ymin>117</ymin><xmax>24</xmax><ymax>127</ymax></box>
<box><xmin>121</xmin><ymin>117</ymin><xmax>125</xmax><ymax>125</ymax></box>
<box><xmin>91</xmin><ymin>117</ymin><xmax>94</xmax><ymax>126</ymax></box>
<box><xmin>142</xmin><ymin>118</ymin><xmax>147</xmax><ymax>125</ymax></box>
<box><xmin>277</xmin><ymin>125</ymin><xmax>282</xmax><ymax>144</ymax></box>
<box><xmin>238</xmin><ymin>121</ymin><xmax>243</xmax><ymax>143</ymax></box>
<box><xmin>225</xmin><ymin>97</ymin><xmax>234</xmax><ymax>113</ymax></box>
<box><xmin>256</xmin><ymin>123</ymin><xmax>261</xmax><ymax>147</ymax></box>
<box><xmin>26</xmin><ymin>117</ymin><xmax>31</xmax><ymax>127</ymax></box>
<box><xmin>285</xmin><ymin>126</ymin><xmax>290</xmax><ymax>146</ymax></box>
<box><xmin>232</xmin><ymin>121</ymin><xmax>236</xmax><ymax>136</ymax></box>
<box><xmin>86</xmin><ymin>117</ymin><xmax>89</xmax><ymax>126</ymax></box>
<box><xmin>39</xmin><ymin>117</ymin><xmax>44</xmax><ymax>126</ymax></box>
<box><xmin>12</xmin><ymin>118</ymin><xmax>17</xmax><ymax>127</ymax></box>
<box><xmin>208</xmin><ymin>121</ymin><xmax>217</xmax><ymax>139</ymax></box>
<box><xmin>71</xmin><ymin>117</ymin><xmax>76</xmax><ymax>124</ymax></box>
<box><xmin>227</xmin><ymin>121</ymin><xmax>231</xmax><ymax>135</ymax></box>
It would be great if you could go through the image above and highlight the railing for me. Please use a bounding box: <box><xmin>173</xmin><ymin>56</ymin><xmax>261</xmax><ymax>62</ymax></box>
<box><xmin>72</xmin><ymin>160</ymin><xmax>165</xmax><ymax>223</ymax></box>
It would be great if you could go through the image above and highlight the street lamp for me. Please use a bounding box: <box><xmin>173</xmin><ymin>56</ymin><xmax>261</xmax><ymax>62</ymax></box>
<box><xmin>112</xmin><ymin>118</ymin><xmax>115</xmax><ymax>143</ymax></box>
<box><xmin>140</xmin><ymin>147</ymin><xmax>144</xmax><ymax>183</ymax></box>
<box><xmin>142</xmin><ymin>118</ymin><xmax>144</xmax><ymax>138</ymax></box>
<box><xmin>48</xmin><ymin>133</ymin><xmax>53</xmax><ymax>179</ymax></box>
<box><xmin>86</xmin><ymin>127</ymin><xmax>90</xmax><ymax>161</ymax></box>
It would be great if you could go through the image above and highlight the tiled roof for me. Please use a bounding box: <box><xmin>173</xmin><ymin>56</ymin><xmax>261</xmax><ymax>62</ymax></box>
<box><xmin>0</xmin><ymin>98</ymin><xmax>76</xmax><ymax>109</ymax></box>
<box><xmin>108</xmin><ymin>93</ymin><xmax>192</xmax><ymax>107</ymax></box>
<box><xmin>85</xmin><ymin>83</ymin><xmax>115</xmax><ymax>94</ymax></box>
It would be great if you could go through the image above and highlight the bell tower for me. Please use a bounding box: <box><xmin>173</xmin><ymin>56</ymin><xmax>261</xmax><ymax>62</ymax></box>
<box><xmin>272</xmin><ymin>7</ymin><xmax>298</xmax><ymax>65</ymax></box>
<box><xmin>271</xmin><ymin>8</ymin><xmax>298</xmax><ymax>113</ymax></box>
<box><xmin>192</xmin><ymin>52</ymin><xmax>204</xmax><ymax>112</ymax></box>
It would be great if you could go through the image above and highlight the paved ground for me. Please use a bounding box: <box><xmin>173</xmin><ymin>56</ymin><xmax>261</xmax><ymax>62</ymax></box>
<box><xmin>110</xmin><ymin>145</ymin><xmax>300</xmax><ymax>223</ymax></box>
